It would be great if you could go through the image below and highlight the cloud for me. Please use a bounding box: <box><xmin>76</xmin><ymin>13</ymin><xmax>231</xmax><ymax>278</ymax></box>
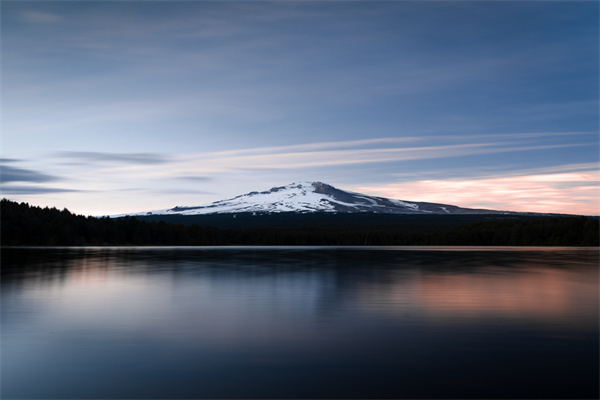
<box><xmin>208</xmin><ymin>137</ymin><xmax>421</xmax><ymax>158</ymax></box>
<box><xmin>147</xmin><ymin>188</ymin><xmax>215</xmax><ymax>196</ymax></box>
<box><xmin>176</xmin><ymin>176</ymin><xmax>213</xmax><ymax>182</ymax></box>
<box><xmin>118</xmin><ymin>187</ymin><xmax>215</xmax><ymax>196</ymax></box>
<box><xmin>0</xmin><ymin>185</ymin><xmax>83</xmax><ymax>195</ymax></box>
<box><xmin>387</xmin><ymin>162</ymin><xmax>600</xmax><ymax>182</ymax></box>
<box><xmin>19</xmin><ymin>10</ymin><xmax>62</xmax><ymax>24</ymax></box>
<box><xmin>95</xmin><ymin>135</ymin><xmax>594</xmax><ymax>194</ymax></box>
<box><xmin>162</xmin><ymin>140</ymin><xmax>591</xmax><ymax>175</ymax></box>
<box><xmin>0</xmin><ymin>165</ymin><xmax>59</xmax><ymax>183</ymax></box>
<box><xmin>55</xmin><ymin>152</ymin><xmax>170</xmax><ymax>165</ymax></box>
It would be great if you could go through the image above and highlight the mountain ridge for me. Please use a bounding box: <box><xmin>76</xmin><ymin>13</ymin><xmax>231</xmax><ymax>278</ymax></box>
<box><xmin>116</xmin><ymin>181</ymin><xmax>537</xmax><ymax>217</ymax></box>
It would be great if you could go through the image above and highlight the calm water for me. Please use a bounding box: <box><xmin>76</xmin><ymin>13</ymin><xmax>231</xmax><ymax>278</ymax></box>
<box><xmin>1</xmin><ymin>246</ymin><xmax>598</xmax><ymax>399</ymax></box>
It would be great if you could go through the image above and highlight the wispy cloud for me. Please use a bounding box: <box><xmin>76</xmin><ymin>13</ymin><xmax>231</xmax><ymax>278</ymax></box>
<box><xmin>176</xmin><ymin>176</ymin><xmax>213</xmax><ymax>182</ymax></box>
<box><xmin>19</xmin><ymin>10</ymin><xmax>62</xmax><ymax>24</ymax></box>
<box><xmin>55</xmin><ymin>151</ymin><xmax>170</xmax><ymax>165</ymax></box>
<box><xmin>386</xmin><ymin>162</ymin><xmax>600</xmax><ymax>182</ymax></box>
<box><xmin>146</xmin><ymin>188</ymin><xmax>215</xmax><ymax>196</ymax></box>
<box><xmin>206</xmin><ymin>137</ymin><xmax>422</xmax><ymax>158</ymax></box>
<box><xmin>0</xmin><ymin>185</ymin><xmax>83</xmax><ymax>195</ymax></box>
<box><xmin>116</xmin><ymin>187</ymin><xmax>215</xmax><ymax>196</ymax></box>
<box><xmin>201</xmin><ymin>131</ymin><xmax>596</xmax><ymax>158</ymax></box>
<box><xmin>138</xmin><ymin>139</ymin><xmax>591</xmax><ymax>177</ymax></box>
<box><xmin>0</xmin><ymin>165</ymin><xmax>59</xmax><ymax>183</ymax></box>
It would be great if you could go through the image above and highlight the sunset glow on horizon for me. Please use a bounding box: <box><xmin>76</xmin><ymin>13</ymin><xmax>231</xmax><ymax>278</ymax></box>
<box><xmin>356</xmin><ymin>168</ymin><xmax>600</xmax><ymax>215</ymax></box>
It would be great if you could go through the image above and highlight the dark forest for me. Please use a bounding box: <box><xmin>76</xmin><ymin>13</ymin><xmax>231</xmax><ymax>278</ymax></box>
<box><xmin>1</xmin><ymin>199</ymin><xmax>598</xmax><ymax>246</ymax></box>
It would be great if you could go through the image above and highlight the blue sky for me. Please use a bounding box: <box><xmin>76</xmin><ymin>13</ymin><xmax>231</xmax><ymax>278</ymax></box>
<box><xmin>1</xmin><ymin>0</ymin><xmax>598</xmax><ymax>215</ymax></box>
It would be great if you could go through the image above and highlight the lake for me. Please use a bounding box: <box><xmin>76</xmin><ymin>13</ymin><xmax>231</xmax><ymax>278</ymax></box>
<box><xmin>1</xmin><ymin>246</ymin><xmax>598</xmax><ymax>399</ymax></box>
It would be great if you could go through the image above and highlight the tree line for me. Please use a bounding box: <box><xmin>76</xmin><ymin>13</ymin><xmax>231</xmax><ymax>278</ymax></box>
<box><xmin>1</xmin><ymin>199</ymin><xmax>598</xmax><ymax>246</ymax></box>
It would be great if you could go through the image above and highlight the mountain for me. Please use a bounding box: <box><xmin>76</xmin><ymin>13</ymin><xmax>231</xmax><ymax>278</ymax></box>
<box><xmin>118</xmin><ymin>181</ymin><xmax>525</xmax><ymax>217</ymax></box>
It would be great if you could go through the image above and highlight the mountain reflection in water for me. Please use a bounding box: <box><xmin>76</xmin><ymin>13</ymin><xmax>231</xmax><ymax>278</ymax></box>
<box><xmin>2</xmin><ymin>247</ymin><xmax>598</xmax><ymax>399</ymax></box>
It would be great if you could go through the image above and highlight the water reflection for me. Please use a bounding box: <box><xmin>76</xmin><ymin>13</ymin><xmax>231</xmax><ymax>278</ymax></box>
<box><xmin>356</xmin><ymin>266</ymin><xmax>597</xmax><ymax>325</ymax></box>
<box><xmin>2</xmin><ymin>247</ymin><xmax>598</xmax><ymax>399</ymax></box>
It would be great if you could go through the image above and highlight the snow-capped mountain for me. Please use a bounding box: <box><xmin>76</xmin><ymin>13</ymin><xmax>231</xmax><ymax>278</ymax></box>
<box><xmin>118</xmin><ymin>181</ymin><xmax>520</xmax><ymax>216</ymax></box>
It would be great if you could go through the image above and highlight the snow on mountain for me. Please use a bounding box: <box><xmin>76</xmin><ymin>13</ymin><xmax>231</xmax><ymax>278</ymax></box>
<box><xmin>116</xmin><ymin>181</ymin><xmax>517</xmax><ymax>217</ymax></box>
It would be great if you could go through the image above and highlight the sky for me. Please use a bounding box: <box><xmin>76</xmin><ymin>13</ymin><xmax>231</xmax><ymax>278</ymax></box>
<box><xmin>1</xmin><ymin>0</ymin><xmax>598</xmax><ymax>216</ymax></box>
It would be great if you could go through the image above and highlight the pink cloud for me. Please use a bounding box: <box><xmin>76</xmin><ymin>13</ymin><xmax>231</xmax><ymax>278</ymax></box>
<box><xmin>355</xmin><ymin>171</ymin><xmax>599</xmax><ymax>215</ymax></box>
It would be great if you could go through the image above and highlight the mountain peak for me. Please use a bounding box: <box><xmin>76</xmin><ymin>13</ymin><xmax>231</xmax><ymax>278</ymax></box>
<box><xmin>277</xmin><ymin>181</ymin><xmax>325</xmax><ymax>190</ymax></box>
<box><xmin>118</xmin><ymin>181</ymin><xmax>521</xmax><ymax>217</ymax></box>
